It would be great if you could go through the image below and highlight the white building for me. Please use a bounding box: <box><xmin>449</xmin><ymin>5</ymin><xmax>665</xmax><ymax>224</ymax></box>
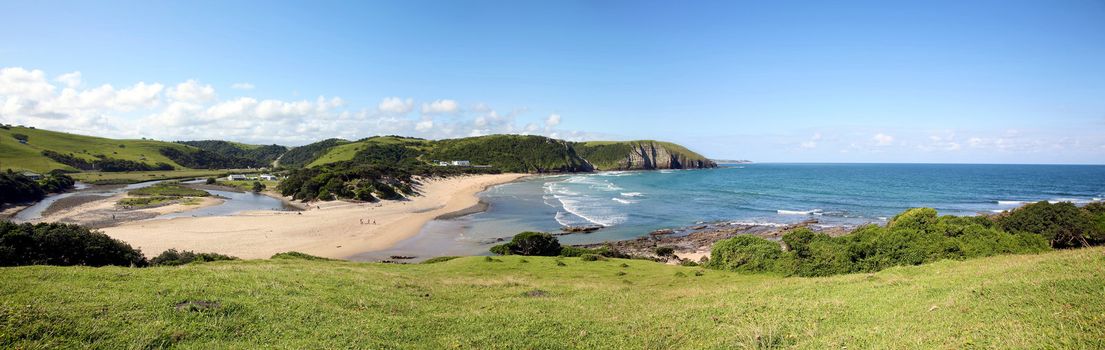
<box><xmin>450</xmin><ymin>160</ymin><xmax>471</xmax><ymax>166</ymax></box>
<box><xmin>227</xmin><ymin>174</ymin><xmax>248</xmax><ymax>181</ymax></box>
<box><xmin>259</xmin><ymin>174</ymin><xmax>277</xmax><ymax>181</ymax></box>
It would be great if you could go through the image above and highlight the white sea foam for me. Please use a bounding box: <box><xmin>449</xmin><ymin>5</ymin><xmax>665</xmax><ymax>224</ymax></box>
<box><xmin>611</xmin><ymin>197</ymin><xmax>636</xmax><ymax>204</ymax></box>
<box><xmin>777</xmin><ymin>209</ymin><xmax>822</xmax><ymax>215</ymax></box>
<box><xmin>620</xmin><ymin>192</ymin><xmax>644</xmax><ymax>197</ymax></box>
<box><xmin>996</xmin><ymin>200</ymin><xmax>1024</xmax><ymax>206</ymax></box>
<box><xmin>990</xmin><ymin>209</ymin><xmax>1006</xmax><ymax>213</ymax></box>
<box><xmin>728</xmin><ymin>221</ymin><xmax>788</xmax><ymax>228</ymax></box>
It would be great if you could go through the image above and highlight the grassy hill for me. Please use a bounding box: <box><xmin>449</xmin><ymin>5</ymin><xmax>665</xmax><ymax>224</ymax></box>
<box><xmin>303</xmin><ymin>135</ymin><xmax>715</xmax><ymax>173</ymax></box>
<box><xmin>176</xmin><ymin>140</ymin><xmax>287</xmax><ymax>168</ymax></box>
<box><xmin>307</xmin><ymin>136</ymin><xmax>432</xmax><ymax>167</ymax></box>
<box><xmin>0</xmin><ymin>126</ymin><xmax>192</xmax><ymax>173</ymax></box>
<box><xmin>1</xmin><ymin>248</ymin><xmax>1102</xmax><ymax>348</ymax></box>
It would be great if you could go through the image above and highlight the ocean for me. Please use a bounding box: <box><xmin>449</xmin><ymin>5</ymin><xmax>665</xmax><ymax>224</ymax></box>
<box><xmin>355</xmin><ymin>163</ymin><xmax>1105</xmax><ymax>259</ymax></box>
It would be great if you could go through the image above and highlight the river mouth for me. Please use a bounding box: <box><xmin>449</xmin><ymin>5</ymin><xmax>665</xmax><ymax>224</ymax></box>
<box><xmin>12</xmin><ymin>179</ymin><xmax>294</xmax><ymax>225</ymax></box>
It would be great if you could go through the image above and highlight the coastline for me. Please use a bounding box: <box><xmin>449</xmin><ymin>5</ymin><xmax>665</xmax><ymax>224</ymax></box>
<box><xmin>98</xmin><ymin>173</ymin><xmax>528</xmax><ymax>259</ymax></box>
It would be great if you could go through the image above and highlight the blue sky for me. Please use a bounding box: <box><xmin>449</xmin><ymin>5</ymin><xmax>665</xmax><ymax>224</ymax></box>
<box><xmin>1</xmin><ymin>0</ymin><xmax>1103</xmax><ymax>164</ymax></box>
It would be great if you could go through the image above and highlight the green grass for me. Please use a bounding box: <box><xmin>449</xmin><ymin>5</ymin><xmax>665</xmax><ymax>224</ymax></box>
<box><xmin>308</xmin><ymin>136</ymin><xmax>432</xmax><ymax>167</ymax></box>
<box><xmin>117</xmin><ymin>196</ymin><xmax>199</xmax><ymax>207</ymax></box>
<box><xmin>1</xmin><ymin>248</ymin><xmax>1102</xmax><ymax>348</ymax></box>
<box><xmin>71</xmin><ymin>169</ymin><xmax>256</xmax><ymax>185</ymax></box>
<box><xmin>0</xmin><ymin>126</ymin><xmax>192</xmax><ymax>173</ymax></box>
<box><xmin>128</xmin><ymin>183</ymin><xmax>209</xmax><ymax>197</ymax></box>
<box><xmin>217</xmin><ymin>180</ymin><xmax>279</xmax><ymax>191</ymax></box>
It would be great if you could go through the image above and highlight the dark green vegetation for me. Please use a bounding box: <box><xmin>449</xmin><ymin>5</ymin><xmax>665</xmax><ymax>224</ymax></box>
<box><xmin>490</xmin><ymin>232</ymin><xmax>563</xmax><ymax>256</ymax></box>
<box><xmin>270</xmin><ymin>251</ymin><xmax>332</xmax><ymax>260</ymax></box>
<box><xmin>0</xmin><ymin>170</ymin><xmax>75</xmax><ymax>205</ymax></box>
<box><xmin>119</xmin><ymin>182</ymin><xmax>209</xmax><ymax>208</ymax></box>
<box><xmin>176</xmin><ymin>140</ymin><xmax>287</xmax><ymax>168</ymax></box>
<box><xmin>128</xmin><ymin>182</ymin><xmax>209</xmax><ymax>197</ymax></box>
<box><xmin>277</xmin><ymin>164</ymin><xmax>417</xmax><ymax>201</ymax></box>
<box><xmin>150</xmin><ymin>249</ymin><xmax>237</xmax><ymax>267</ymax></box>
<box><xmin>1</xmin><ymin>248</ymin><xmax>1102</xmax><ymax>348</ymax></box>
<box><xmin>42</xmin><ymin>150</ymin><xmax>176</xmax><ymax>172</ymax></box>
<box><xmin>277</xmin><ymin>138</ymin><xmax>349</xmax><ymax>168</ymax></box>
<box><xmin>709</xmin><ymin>203</ymin><xmax>1104</xmax><ymax>277</ymax></box>
<box><xmin>575</xmin><ymin>140</ymin><xmax>716</xmax><ymax>170</ymax></box>
<box><xmin>0</xmin><ymin>221</ymin><xmax>146</xmax><ymax>267</ymax></box>
<box><xmin>425</xmin><ymin>135</ymin><xmax>593</xmax><ymax>172</ymax></box>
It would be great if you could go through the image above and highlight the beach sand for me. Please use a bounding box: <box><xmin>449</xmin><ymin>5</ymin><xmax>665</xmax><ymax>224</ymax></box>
<box><xmin>100</xmin><ymin>173</ymin><xmax>527</xmax><ymax>259</ymax></box>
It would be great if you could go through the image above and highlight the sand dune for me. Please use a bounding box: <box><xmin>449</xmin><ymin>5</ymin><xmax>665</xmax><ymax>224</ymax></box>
<box><xmin>100</xmin><ymin>173</ymin><xmax>527</xmax><ymax>259</ymax></box>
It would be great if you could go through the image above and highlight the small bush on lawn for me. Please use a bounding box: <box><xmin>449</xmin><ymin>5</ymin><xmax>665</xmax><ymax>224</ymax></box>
<box><xmin>0</xmin><ymin>221</ymin><xmax>147</xmax><ymax>267</ymax></box>
<box><xmin>489</xmin><ymin>232</ymin><xmax>562</xmax><ymax>256</ymax></box>
<box><xmin>151</xmin><ymin>249</ymin><xmax>236</xmax><ymax>266</ymax></box>
<box><xmin>271</xmin><ymin>251</ymin><xmax>332</xmax><ymax>260</ymax></box>
<box><xmin>580</xmin><ymin>254</ymin><xmax>605</xmax><ymax>261</ymax></box>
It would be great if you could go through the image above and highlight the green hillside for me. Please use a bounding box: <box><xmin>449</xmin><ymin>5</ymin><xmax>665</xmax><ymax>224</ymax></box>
<box><xmin>0</xmin><ymin>126</ymin><xmax>192</xmax><ymax>173</ymax></box>
<box><xmin>303</xmin><ymin>135</ymin><xmax>715</xmax><ymax>173</ymax></box>
<box><xmin>1</xmin><ymin>248</ymin><xmax>1102</xmax><ymax>348</ymax></box>
<box><xmin>307</xmin><ymin>136</ymin><xmax>432</xmax><ymax>167</ymax></box>
<box><xmin>575</xmin><ymin>140</ymin><xmax>715</xmax><ymax>170</ymax></box>
<box><xmin>177</xmin><ymin>140</ymin><xmax>288</xmax><ymax>168</ymax></box>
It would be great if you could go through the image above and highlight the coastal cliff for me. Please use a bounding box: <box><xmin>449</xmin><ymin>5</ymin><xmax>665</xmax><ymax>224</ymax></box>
<box><xmin>574</xmin><ymin>140</ymin><xmax>717</xmax><ymax>171</ymax></box>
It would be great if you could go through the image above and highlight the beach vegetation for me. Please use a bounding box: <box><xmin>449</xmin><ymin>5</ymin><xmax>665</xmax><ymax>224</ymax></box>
<box><xmin>270</xmin><ymin>251</ymin><xmax>332</xmax><ymax>260</ymax></box>
<box><xmin>128</xmin><ymin>182</ymin><xmax>209</xmax><ymax>197</ymax></box>
<box><xmin>150</xmin><ymin>249</ymin><xmax>237</xmax><ymax>266</ymax></box>
<box><xmin>996</xmin><ymin>201</ymin><xmax>1103</xmax><ymax>247</ymax></box>
<box><xmin>709</xmin><ymin>206</ymin><xmax>1073</xmax><ymax>277</ymax></box>
<box><xmin>0</xmin><ymin>221</ymin><xmax>146</xmax><ymax>267</ymax></box>
<box><xmin>421</xmin><ymin>256</ymin><xmax>460</xmax><ymax>264</ymax></box>
<box><xmin>653</xmin><ymin>246</ymin><xmax>675</xmax><ymax>257</ymax></box>
<box><xmin>489</xmin><ymin>232</ymin><xmax>562</xmax><ymax>256</ymax></box>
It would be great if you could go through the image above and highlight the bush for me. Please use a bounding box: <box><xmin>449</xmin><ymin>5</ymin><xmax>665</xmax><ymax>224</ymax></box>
<box><xmin>489</xmin><ymin>232</ymin><xmax>562</xmax><ymax>256</ymax></box>
<box><xmin>271</xmin><ymin>251</ymin><xmax>332</xmax><ymax>260</ymax></box>
<box><xmin>707</xmin><ymin>235</ymin><xmax>783</xmax><ymax>273</ymax></box>
<box><xmin>580</xmin><ymin>254</ymin><xmax>605</xmax><ymax>261</ymax></box>
<box><xmin>997</xmin><ymin>201</ymin><xmax>1099</xmax><ymax>248</ymax></box>
<box><xmin>421</xmin><ymin>256</ymin><xmax>460</xmax><ymax>264</ymax></box>
<box><xmin>558</xmin><ymin>246</ymin><xmax>593</xmax><ymax>257</ymax></box>
<box><xmin>0</xmin><ymin>171</ymin><xmax>45</xmax><ymax>204</ymax></box>
<box><xmin>0</xmin><ymin>221</ymin><xmax>147</xmax><ymax>267</ymax></box>
<box><xmin>11</xmin><ymin>133</ymin><xmax>28</xmax><ymax>142</ymax></box>
<box><xmin>205</xmin><ymin>177</ymin><xmax>216</xmax><ymax>185</ymax></box>
<box><xmin>251</xmin><ymin>181</ymin><xmax>266</xmax><ymax>193</ymax></box>
<box><xmin>654</xmin><ymin>246</ymin><xmax>675</xmax><ymax>257</ymax></box>
<box><xmin>150</xmin><ymin>249</ymin><xmax>236</xmax><ymax>266</ymax></box>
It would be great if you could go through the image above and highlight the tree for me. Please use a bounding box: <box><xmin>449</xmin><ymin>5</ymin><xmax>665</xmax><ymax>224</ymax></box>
<box><xmin>997</xmin><ymin>201</ymin><xmax>1097</xmax><ymax>248</ymax></box>
<box><xmin>490</xmin><ymin>232</ymin><xmax>562</xmax><ymax>256</ymax></box>
<box><xmin>251</xmin><ymin>181</ymin><xmax>266</xmax><ymax>193</ymax></box>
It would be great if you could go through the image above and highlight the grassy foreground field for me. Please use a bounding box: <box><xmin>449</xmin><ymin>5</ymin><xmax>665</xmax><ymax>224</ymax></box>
<box><xmin>1</xmin><ymin>248</ymin><xmax>1103</xmax><ymax>349</ymax></box>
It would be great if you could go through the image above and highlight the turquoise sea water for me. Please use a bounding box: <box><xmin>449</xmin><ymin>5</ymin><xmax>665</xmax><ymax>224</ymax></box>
<box><xmin>355</xmin><ymin>163</ymin><xmax>1105</xmax><ymax>260</ymax></box>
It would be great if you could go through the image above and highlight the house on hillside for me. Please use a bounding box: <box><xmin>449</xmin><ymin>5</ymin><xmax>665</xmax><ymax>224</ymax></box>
<box><xmin>450</xmin><ymin>160</ymin><xmax>471</xmax><ymax>166</ymax></box>
<box><xmin>227</xmin><ymin>174</ymin><xmax>248</xmax><ymax>181</ymax></box>
<box><xmin>259</xmin><ymin>174</ymin><xmax>277</xmax><ymax>181</ymax></box>
<box><xmin>21</xmin><ymin>172</ymin><xmax>42</xmax><ymax>180</ymax></box>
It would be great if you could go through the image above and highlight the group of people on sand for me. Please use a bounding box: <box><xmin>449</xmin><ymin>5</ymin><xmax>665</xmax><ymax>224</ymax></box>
<box><xmin>359</xmin><ymin>218</ymin><xmax>377</xmax><ymax>225</ymax></box>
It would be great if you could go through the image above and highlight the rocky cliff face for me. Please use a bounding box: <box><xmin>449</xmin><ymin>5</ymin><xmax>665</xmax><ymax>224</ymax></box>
<box><xmin>599</xmin><ymin>141</ymin><xmax>717</xmax><ymax>170</ymax></box>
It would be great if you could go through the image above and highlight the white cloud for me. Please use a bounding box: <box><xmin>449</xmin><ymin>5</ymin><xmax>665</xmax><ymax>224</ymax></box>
<box><xmin>377</xmin><ymin>97</ymin><xmax>413</xmax><ymax>114</ymax></box>
<box><xmin>415</xmin><ymin>119</ymin><xmax>434</xmax><ymax>132</ymax></box>
<box><xmin>0</xmin><ymin>67</ymin><xmax>602</xmax><ymax>145</ymax></box>
<box><xmin>873</xmin><ymin>133</ymin><xmax>894</xmax><ymax>146</ymax></box>
<box><xmin>799</xmin><ymin>132</ymin><xmax>822</xmax><ymax>149</ymax></box>
<box><xmin>421</xmin><ymin>99</ymin><xmax>459</xmax><ymax>114</ymax></box>
<box><xmin>55</xmin><ymin>71</ymin><xmax>82</xmax><ymax>88</ymax></box>
<box><xmin>545</xmin><ymin>113</ymin><xmax>561</xmax><ymax>128</ymax></box>
<box><xmin>168</xmin><ymin>80</ymin><xmax>215</xmax><ymax>103</ymax></box>
<box><xmin>230</xmin><ymin>82</ymin><xmax>255</xmax><ymax>90</ymax></box>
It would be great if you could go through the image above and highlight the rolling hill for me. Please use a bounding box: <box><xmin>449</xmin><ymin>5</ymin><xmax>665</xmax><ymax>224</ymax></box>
<box><xmin>0</xmin><ymin>125</ymin><xmax>717</xmax><ymax>174</ymax></box>
<box><xmin>0</xmin><ymin>247</ymin><xmax>1101</xmax><ymax>348</ymax></box>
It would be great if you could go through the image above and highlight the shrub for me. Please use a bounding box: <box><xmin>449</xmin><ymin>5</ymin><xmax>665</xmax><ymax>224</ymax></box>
<box><xmin>580</xmin><ymin>254</ymin><xmax>605</xmax><ymax>261</ymax></box>
<box><xmin>489</xmin><ymin>232</ymin><xmax>562</xmax><ymax>256</ymax></box>
<box><xmin>271</xmin><ymin>251</ymin><xmax>332</xmax><ymax>260</ymax></box>
<box><xmin>0</xmin><ymin>221</ymin><xmax>147</xmax><ymax>267</ymax></box>
<box><xmin>0</xmin><ymin>171</ymin><xmax>45</xmax><ymax>204</ymax></box>
<box><xmin>11</xmin><ymin>133</ymin><xmax>28</xmax><ymax>142</ymax></box>
<box><xmin>251</xmin><ymin>181</ymin><xmax>266</xmax><ymax>193</ymax></box>
<box><xmin>997</xmin><ymin>201</ymin><xmax>1099</xmax><ymax>248</ymax></box>
<box><xmin>707</xmin><ymin>235</ymin><xmax>783</xmax><ymax>273</ymax></box>
<box><xmin>151</xmin><ymin>249</ymin><xmax>236</xmax><ymax>266</ymax></box>
<box><xmin>654</xmin><ymin>246</ymin><xmax>675</xmax><ymax>257</ymax></box>
<box><xmin>888</xmin><ymin>208</ymin><xmax>939</xmax><ymax>232</ymax></box>
<box><xmin>205</xmin><ymin>177</ymin><xmax>216</xmax><ymax>185</ymax></box>
<box><xmin>422</xmin><ymin>256</ymin><xmax>460</xmax><ymax>264</ymax></box>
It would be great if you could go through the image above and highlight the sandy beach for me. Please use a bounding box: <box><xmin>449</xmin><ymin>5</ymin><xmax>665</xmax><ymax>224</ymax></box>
<box><xmin>100</xmin><ymin>173</ymin><xmax>527</xmax><ymax>259</ymax></box>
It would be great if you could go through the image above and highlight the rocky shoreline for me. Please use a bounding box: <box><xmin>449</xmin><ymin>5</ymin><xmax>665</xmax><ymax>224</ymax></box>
<box><xmin>576</xmin><ymin>219</ymin><xmax>852</xmax><ymax>264</ymax></box>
